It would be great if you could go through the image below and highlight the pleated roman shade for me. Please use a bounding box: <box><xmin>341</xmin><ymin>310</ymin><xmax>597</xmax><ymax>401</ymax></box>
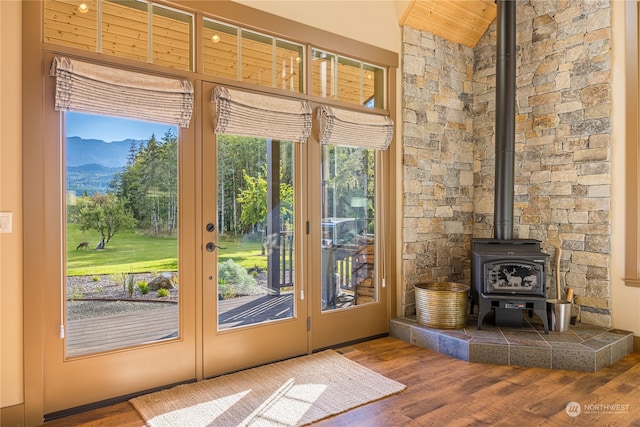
<box><xmin>213</xmin><ymin>86</ymin><xmax>312</xmax><ymax>143</ymax></box>
<box><xmin>50</xmin><ymin>57</ymin><xmax>194</xmax><ymax>127</ymax></box>
<box><xmin>317</xmin><ymin>105</ymin><xmax>394</xmax><ymax>150</ymax></box>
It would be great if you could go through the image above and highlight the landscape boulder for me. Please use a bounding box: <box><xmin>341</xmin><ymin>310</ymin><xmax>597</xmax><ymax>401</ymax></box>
<box><xmin>148</xmin><ymin>274</ymin><xmax>175</xmax><ymax>291</ymax></box>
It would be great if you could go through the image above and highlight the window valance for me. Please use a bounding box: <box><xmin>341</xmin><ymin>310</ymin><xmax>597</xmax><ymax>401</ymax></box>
<box><xmin>50</xmin><ymin>57</ymin><xmax>194</xmax><ymax>127</ymax></box>
<box><xmin>212</xmin><ymin>86</ymin><xmax>312</xmax><ymax>143</ymax></box>
<box><xmin>317</xmin><ymin>105</ymin><xmax>393</xmax><ymax>150</ymax></box>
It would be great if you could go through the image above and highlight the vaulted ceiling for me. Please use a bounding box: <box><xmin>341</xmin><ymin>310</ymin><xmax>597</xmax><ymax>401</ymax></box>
<box><xmin>400</xmin><ymin>0</ymin><xmax>497</xmax><ymax>48</ymax></box>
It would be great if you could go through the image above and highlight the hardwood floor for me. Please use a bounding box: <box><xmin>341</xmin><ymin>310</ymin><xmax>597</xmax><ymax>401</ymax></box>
<box><xmin>43</xmin><ymin>337</ymin><xmax>640</xmax><ymax>426</ymax></box>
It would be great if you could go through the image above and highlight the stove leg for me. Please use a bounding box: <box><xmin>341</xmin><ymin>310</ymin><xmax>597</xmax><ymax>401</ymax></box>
<box><xmin>535</xmin><ymin>307</ymin><xmax>549</xmax><ymax>334</ymax></box>
<box><xmin>477</xmin><ymin>300</ymin><xmax>491</xmax><ymax>330</ymax></box>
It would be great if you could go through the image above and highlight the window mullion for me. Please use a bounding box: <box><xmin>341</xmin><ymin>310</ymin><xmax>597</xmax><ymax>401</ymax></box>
<box><xmin>147</xmin><ymin>2</ymin><xmax>153</xmax><ymax>64</ymax></box>
<box><xmin>238</xmin><ymin>30</ymin><xmax>243</xmax><ymax>81</ymax></box>
<box><xmin>97</xmin><ymin>0</ymin><xmax>103</xmax><ymax>53</ymax></box>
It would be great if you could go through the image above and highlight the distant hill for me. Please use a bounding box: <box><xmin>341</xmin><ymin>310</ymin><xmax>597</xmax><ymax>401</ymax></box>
<box><xmin>66</xmin><ymin>137</ymin><xmax>146</xmax><ymax>195</ymax></box>
<box><xmin>67</xmin><ymin>164</ymin><xmax>123</xmax><ymax>196</ymax></box>
<box><xmin>66</xmin><ymin>136</ymin><xmax>146</xmax><ymax>168</ymax></box>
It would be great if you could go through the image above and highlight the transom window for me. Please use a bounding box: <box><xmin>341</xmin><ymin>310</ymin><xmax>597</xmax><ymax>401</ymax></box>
<box><xmin>311</xmin><ymin>48</ymin><xmax>386</xmax><ymax>108</ymax></box>
<box><xmin>203</xmin><ymin>18</ymin><xmax>304</xmax><ymax>93</ymax></box>
<box><xmin>43</xmin><ymin>1</ymin><xmax>387</xmax><ymax>109</ymax></box>
<box><xmin>44</xmin><ymin>0</ymin><xmax>194</xmax><ymax>71</ymax></box>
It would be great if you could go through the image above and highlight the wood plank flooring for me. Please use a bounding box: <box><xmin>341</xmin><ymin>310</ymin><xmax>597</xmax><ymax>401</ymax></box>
<box><xmin>42</xmin><ymin>336</ymin><xmax>640</xmax><ymax>426</ymax></box>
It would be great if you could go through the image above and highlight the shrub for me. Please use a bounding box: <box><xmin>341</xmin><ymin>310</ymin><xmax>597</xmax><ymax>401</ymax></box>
<box><xmin>218</xmin><ymin>259</ymin><xmax>266</xmax><ymax>299</ymax></box>
<box><xmin>110</xmin><ymin>272</ymin><xmax>128</xmax><ymax>292</ymax></box>
<box><xmin>157</xmin><ymin>288</ymin><xmax>170</xmax><ymax>297</ymax></box>
<box><xmin>137</xmin><ymin>280</ymin><xmax>150</xmax><ymax>295</ymax></box>
<box><xmin>92</xmin><ymin>275</ymin><xmax>100</xmax><ymax>282</ymax></box>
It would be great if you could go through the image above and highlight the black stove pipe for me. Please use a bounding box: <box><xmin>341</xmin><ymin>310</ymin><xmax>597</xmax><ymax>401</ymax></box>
<box><xmin>494</xmin><ymin>0</ymin><xmax>516</xmax><ymax>240</ymax></box>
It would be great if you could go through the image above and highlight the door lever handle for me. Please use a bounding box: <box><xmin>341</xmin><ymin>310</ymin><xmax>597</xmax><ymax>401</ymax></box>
<box><xmin>206</xmin><ymin>242</ymin><xmax>227</xmax><ymax>252</ymax></box>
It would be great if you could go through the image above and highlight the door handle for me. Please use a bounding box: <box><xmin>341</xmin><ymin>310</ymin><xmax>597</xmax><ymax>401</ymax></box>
<box><xmin>206</xmin><ymin>242</ymin><xmax>227</xmax><ymax>252</ymax></box>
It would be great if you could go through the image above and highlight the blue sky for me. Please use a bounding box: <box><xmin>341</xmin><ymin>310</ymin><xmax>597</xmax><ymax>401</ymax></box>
<box><xmin>66</xmin><ymin>112</ymin><xmax>177</xmax><ymax>142</ymax></box>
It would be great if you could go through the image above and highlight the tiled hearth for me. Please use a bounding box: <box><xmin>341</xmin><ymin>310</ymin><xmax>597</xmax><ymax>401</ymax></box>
<box><xmin>390</xmin><ymin>311</ymin><xmax>633</xmax><ymax>372</ymax></box>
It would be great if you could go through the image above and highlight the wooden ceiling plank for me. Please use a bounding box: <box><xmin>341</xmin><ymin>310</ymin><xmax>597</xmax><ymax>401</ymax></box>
<box><xmin>399</xmin><ymin>0</ymin><xmax>418</xmax><ymax>27</ymax></box>
<box><xmin>401</xmin><ymin>0</ymin><xmax>496</xmax><ymax>48</ymax></box>
<box><xmin>411</xmin><ymin>2</ymin><xmax>488</xmax><ymax>35</ymax></box>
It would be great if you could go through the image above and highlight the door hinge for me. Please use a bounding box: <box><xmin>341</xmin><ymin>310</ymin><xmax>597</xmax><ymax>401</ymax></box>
<box><xmin>307</xmin><ymin>317</ymin><xmax>311</xmax><ymax>331</ymax></box>
<box><xmin>306</xmin><ymin>221</ymin><xmax>310</xmax><ymax>235</ymax></box>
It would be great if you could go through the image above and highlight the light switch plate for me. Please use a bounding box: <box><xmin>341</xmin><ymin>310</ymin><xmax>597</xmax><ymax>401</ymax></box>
<box><xmin>0</xmin><ymin>212</ymin><xmax>13</xmax><ymax>233</ymax></box>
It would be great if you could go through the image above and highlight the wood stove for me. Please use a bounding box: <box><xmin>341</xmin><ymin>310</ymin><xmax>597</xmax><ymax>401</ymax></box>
<box><xmin>471</xmin><ymin>0</ymin><xmax>550</xmax><ymax>333</ymax></box>
<box><xmin>471</xmin><ymin>239</ymin><xmax>549</xmax><ymax>332</ymax></box>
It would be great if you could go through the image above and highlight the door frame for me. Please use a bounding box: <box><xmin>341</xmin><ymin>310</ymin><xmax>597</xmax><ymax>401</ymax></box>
<box><xmin>30</xmin><ymin>53</ymin><xmax>199</xmax><ymax>417</ymax></box>
<box><xmin>306</xmin><ymin>131</ymin><xmax>390</xmax><ymax>351</ymax></box>
<box><xmin>200</xmin><ymin>81</ymin><xmax>310</xmax><ymax>378</ymax></box>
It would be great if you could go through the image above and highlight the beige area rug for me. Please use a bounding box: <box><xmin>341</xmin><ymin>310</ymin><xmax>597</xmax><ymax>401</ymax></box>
<box><xmin>130</xmin><ymin>350</ymin><xmax>405</xmax><ymax>427</ymax></box>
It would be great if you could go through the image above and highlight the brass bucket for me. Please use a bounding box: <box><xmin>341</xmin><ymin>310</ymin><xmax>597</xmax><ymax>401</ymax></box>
<box><xmin>414</xmin><ymin>282</ymin><xmax>469</xmax><ymax>329</ymax></box>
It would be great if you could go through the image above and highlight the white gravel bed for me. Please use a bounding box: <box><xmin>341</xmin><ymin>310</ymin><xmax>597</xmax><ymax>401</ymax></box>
<box><xmin>67</xmin><ymin>300</ymin><xmax>174</xmax><ymax>320</ymax></box>
<box><xmin>66</xmin><ymin>273</ymin><xmax>178</xmax><ymax>320</ymax></box>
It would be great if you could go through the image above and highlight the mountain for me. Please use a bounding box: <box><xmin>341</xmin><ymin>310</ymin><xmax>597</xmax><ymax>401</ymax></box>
<box><xmin>66</xmin><ymin>137</ymin><xmax>146</xmax><ymax>195</ymax></box>
<box><xmin>66</xmin><ymin>137</ymin><xmax>146</xmax><ymax>168</ymax></box>
<box><xmin>66</xmin><ymin>164</ymin><xmax>123</xmax><ymax>196</ymax></box>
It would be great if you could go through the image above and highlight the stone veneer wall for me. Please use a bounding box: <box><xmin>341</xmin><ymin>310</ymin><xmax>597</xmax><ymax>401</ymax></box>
<box><xmin>401</xmin><ymin>28</ymin><xmax>475</xmax><ymax>314</ymax></box>
<box><xmin>402</xmin><ymin>0</ymin><xmax>613</xmax><ymax>327</ymax></box>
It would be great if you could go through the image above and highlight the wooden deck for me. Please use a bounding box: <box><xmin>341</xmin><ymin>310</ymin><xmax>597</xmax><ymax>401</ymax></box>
<box><xmin>67</xmin><ymin>290</ymin><xmax>359</xmax><ymax>355</ymax></box>
<box><xmin>218</xmin><ymin>293</ymin><xmax>294</xmax><ymax>329</ymax></box>
<box><xmin>67</xmin><ymin>294</ymin><xmax>301</xmax><ymax>356</ymax></box>
<box><xmin>67</xmin><ymin>304</ymin><xmax>179</xmax><ymax>356</ymax></box>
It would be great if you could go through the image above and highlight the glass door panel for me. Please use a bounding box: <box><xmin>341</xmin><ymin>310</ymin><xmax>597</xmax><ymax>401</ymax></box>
<box><xmin>65</xmin><ymin>112</ymin><xmax>180</xmax><ymax>357</ymax></box>
<box><xmin>43</xmin><ymin>67</ymin><xmax>196</xmax><ymax>414</ymax></box>
<box><xmin>216</xmin><ymin>135</ymin><xmax>295</xmax><ymax>330</ymax></box>
<box><xmin>321</xmin><ymin>144</ymin><xmax>377</xmax><ymax>312</ymax></box>
<box><xmin>310</xmin><ymin>141</ymin><xmax>388</xmax><ymax>351</ymax></box>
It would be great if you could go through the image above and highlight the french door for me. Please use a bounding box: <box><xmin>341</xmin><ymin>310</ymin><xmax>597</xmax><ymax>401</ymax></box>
<box><xmin>306</xmin><ymin>126</ymin><xmax>389</xmax><ymax>350</ymax></box>
<box><xmin>200</xmin><ymin>82</ymin><xmax>388</xmax><ymax>374</ymax></box>
<box><xmin>41</xmin><ymin>79</ymin><xmax>388</xmax><ymax>416</ymax></box>
<box><xmin>201</xmin><ymin>82</ymin><xmax>309</xmax><ymax>377</ymax></box>
<box><xmin>42</xmin><ymin>68</ymin><xmax>198</xmax><ymax>415</ymax></box>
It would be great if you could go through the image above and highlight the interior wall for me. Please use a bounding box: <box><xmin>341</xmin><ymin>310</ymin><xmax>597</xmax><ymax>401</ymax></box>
<box><xmin>0</xmin><ymin>0</ymin><xmax>24</xmax><ymax>412</ymax></box>
<box><xmin>233</xmin><ymin>0</ymin><xmax>406</xmax><ymax>54</ymax></box>
<box><xmin>611</xmin><ymin>0</ymin><xmax>640</xmax><ymax>336</ymax></box>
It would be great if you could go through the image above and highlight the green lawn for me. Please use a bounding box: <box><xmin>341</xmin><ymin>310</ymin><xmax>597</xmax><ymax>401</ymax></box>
<box><xmin>66</xmin><ymin>224</ymin><xmax>267</xmax><ymax>276</ymax></box>
<box><xmin>217</xmin><ymin>233</ymin><xmax>269</xmax><ymax>270</ymax></box>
